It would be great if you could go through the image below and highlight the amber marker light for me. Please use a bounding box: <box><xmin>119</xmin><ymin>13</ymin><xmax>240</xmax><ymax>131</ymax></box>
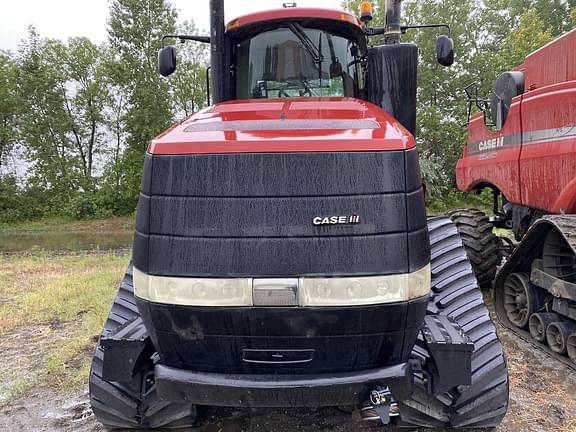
<box><xmin>359</xmin><ymin>1</ymin><xmax>373</xmax><ymax>23</ymax></box>
<box><xmin>226</xmin><ymin>19</ymin><xmax>240</xmax><ymax>31</ymax></box>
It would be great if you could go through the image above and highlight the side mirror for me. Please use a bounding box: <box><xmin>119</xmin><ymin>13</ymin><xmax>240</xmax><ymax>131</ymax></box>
<box><xmin>158</xmin><ymin>46</ymin><xmax>176</xmax><ymax>77</ymax></box>
<box><xmin>436</xmin><ymin>35</ymin><xmax>454</xmax><ymax>67</ymax></box>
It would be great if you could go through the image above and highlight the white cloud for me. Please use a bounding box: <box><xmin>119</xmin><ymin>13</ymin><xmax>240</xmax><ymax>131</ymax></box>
<box><xmin>0</xmin><ymin>0</ymin><xmax>346</xmax><ymax>51</ymax></box>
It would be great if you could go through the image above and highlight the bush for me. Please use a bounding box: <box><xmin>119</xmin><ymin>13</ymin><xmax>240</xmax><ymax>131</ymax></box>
<box><xmin>419</xmin><ymin>149</ymin><xmax>452</xmax><ymax>200</ymax></box>
<box><xmin>61</xmin><ymin>193</ymin><xmax>113</xmax><ymax>220</ymax></box>
<box><xmin>0</xmin><ymin>175</ymin><xmax>139</xmax><ymax>223</ymax></box>
<box><xmin>0</xmin><ymin>177</ymin><xmax>50</xmax><ymax>223</ymax></box>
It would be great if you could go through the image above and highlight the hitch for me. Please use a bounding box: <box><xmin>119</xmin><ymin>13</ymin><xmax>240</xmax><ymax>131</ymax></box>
<box><xmin>361</xmin><ymin>386</ymin><xmax>399</xmax><ymax>425</ymax></box>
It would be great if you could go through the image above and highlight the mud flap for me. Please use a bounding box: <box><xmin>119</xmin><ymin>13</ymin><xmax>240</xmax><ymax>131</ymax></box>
<box><xmin>100</xmin><ymin>317</ymin><xmax>152</xmax><ymax>382</ymax></box>
<box><xmin>421</xmin><ymin>313</ymin><xmax>474</xmax><ymax>395</ymax></box>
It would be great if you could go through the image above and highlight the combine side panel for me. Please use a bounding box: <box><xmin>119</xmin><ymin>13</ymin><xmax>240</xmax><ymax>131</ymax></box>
<box><xmin>455</xmin><ymin>99</ymin><xmax>523</xmax><ymax>204</ymax></box>
<box><xmin>494</xmin><ymin>215</ymin><xmax>576</xmax><ymax>368</ymax></box>
<box><xmin>519</xmin><ymin>82</ymin><xmax>576</xmax><ymax>213</ymax></box>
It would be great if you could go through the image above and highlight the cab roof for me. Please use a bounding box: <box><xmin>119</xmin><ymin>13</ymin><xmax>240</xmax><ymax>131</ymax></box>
<box><xmin>226</xmin><ymin>8</ymin><xmax>363</xmax><ymax>32</ymax></box>
<box><xmin>225</xmin><ymin>7</ymin><xmax>366</xmax><ymax>52</ymax></box>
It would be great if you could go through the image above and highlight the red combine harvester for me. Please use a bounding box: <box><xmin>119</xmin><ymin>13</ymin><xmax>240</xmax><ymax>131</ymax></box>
<box><xmin>456</xmin><ymin>29</ymin><xmax>576</xmax><ymax>368</ymax></box>
<box><xmin>88</xmin><ymin>0</ymin><xmax>509</xmax><ymax>429</ymax></box>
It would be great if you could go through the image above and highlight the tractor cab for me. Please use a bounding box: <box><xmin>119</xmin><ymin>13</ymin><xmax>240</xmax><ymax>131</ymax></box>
<box><xmin>225</xmin><ymin>8</ymin><xmax>367</xmax><ymax>100</ymax></box>
<box><xmin>158</xmin><ymin>3</ymin><xmax>454</xmax><ymax>133</ymax></box>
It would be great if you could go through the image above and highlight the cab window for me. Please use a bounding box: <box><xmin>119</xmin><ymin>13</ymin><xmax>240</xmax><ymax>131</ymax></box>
<box><xmin>235</xmin><ymin>26</ymin><xmax>361</xmax><ymax>99</ymax></box>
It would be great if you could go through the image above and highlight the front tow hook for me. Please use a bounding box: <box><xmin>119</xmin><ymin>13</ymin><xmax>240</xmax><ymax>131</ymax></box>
<box><xmin>360</xmin><ymin>386</ymin><xmax>399</xmax><ymax>425</ymax></box>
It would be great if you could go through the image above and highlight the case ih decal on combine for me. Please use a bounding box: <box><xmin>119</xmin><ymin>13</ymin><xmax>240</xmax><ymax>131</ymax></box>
<box><xmin>455</xmin><ymin>29</ymin><xmax>576</xmax><ymax>369</ymax></box>
<box><xmin>88</xmin><ymin>1</ymin><xmax>509</xmax><ymax>429</ymax></box>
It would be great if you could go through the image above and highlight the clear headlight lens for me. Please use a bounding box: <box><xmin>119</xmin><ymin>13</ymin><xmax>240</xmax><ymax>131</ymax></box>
<box><xmin>133</xmin><ymin>264</ymin><xmax>430</xmax><ymax>307</ymax></box>
<box><xmin>298</xmin><ymin>264</ymin><xmax>430</xmax><ymax>306</ymax></box>
<box><xmin>133</xmin><ymin>268</ymin><xmax>252</xmax><ymax>306</ymax></box>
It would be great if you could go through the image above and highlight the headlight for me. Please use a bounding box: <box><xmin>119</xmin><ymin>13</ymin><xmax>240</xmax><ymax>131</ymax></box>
<box><xmin>298</xmin><ymin>264</ymin><xmax>430</xmax><ymax>306</ymax></box>
<box><xmin>133</xmin><ymin>269</ymin><xmax>252</xmax><ymax>306</ymax></box>
<box><xmin>133</xmin><ymin>264</ymin><xmax>430</xmax><ymax>307</ymax></box>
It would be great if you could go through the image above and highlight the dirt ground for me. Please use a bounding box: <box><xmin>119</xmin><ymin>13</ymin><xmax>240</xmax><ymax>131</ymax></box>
<box><xmin>0</xmin><ymin>310</ymin><xmax>574</xmax><ymax>432</ymax></box>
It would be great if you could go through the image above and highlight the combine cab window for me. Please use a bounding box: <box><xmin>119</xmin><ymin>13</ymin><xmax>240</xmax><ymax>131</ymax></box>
<box><xmin>235</xmin><ymin>27</ymin><xmax>360</xmax><ymax>99</ymax></box>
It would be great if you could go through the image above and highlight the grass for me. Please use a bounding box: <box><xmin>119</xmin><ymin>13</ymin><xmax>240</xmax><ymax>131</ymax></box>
<box><xmin>0</xmin><ymin>253</ymin><xmax>130</xmax><ymax>400</ymax></box>
<box><xmin>494</xmin><ymin>227</ymin><xmax>513</xmax><ymax>237</ymax></box>
<box><xmin>4</xmin><ymin>377</ymin><xmax>35</xmax><ymax>402</ymax></box>
<box><xmin>0</xmin><ymin>215</ymin><xmax>135</xmax><ymax>233</ymax></box>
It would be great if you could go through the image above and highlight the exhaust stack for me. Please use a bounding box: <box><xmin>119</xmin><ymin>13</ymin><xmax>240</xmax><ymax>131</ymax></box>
<box><xmin>384</xmin><ymin>0</ymin><xmax>402</xmax><ymax>44</ymax></box>
<box><xmin>210</xmin><ymin>0</ymin><xmax>226</xmax><ymax>103</ymax></box>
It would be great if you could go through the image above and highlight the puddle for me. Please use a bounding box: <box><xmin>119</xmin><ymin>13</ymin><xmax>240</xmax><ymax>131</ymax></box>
<box><xmin>0</xmin><ymin>231</ymin><xmax>133</xmax><ymax>253</ymax></box>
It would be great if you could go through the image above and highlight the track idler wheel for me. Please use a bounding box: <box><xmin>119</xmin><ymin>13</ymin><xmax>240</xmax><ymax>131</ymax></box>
<box><xmin>546</xmin><ymin>321</ymin><xmax>576</xmax><ymax>355</ymax></box>
<box><xmin>567</xmin><ymin>333</ymin><xmax>576</xmax><ymax>365</ymax></box>
<box><xmin>529</xmin><ymin>313</ymin><xmax>559</xmax><ymax>342</ymax></box>
<box><xmin>503</xmin><ymin>273</ymin><xmax>542</xmax><ymax>328</ymax></box>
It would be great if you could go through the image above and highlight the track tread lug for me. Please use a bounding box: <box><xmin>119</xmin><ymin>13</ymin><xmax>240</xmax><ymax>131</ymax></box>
<box><xmin>399</xmin><ymin>217</ymin><xmax>509</xmax><ymax>428</ymax></box>
<box><xmin>89</xmin><ymin>263</ymin><xmax>197</xmax><ymax>429</ymax></box>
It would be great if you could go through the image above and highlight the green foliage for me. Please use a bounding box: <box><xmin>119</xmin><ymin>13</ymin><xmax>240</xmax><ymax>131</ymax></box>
<box><xmin>16</xmin><ymin>29</ymin><xmax>110</xmax><ymax>193</ymax></box>
<box><xmin>0</xmin><ymin>177</ymin><xmax>50</xmax><ymax>223</ymax></box>
<box><xmin>60</xmin><ymin>193</ymin><xmax>113</xmax><ymax>220</ymax></box>
<box><xmin>107</xmin><ymin>0</ymin><xmax>178</xmax><ymax>200</ymax></box>
<box><xmin>0</xmin><ymin>51</ymin><xmax>18</xmax><ymax>171</ymax></box>
<box><xmin>418</xmin><ymin>149</ymin><xmax>451</xmax><ymax>200</ymax></box>
<box><xmin>427</xmin><ymin>188</ymin><xmax>493</xmax><ymax>215</ymax></box>
<box><xmin>1</xmin><ymin>2</ymin><xmax>208</xmax><ymax>223</ymax></box>
<box><xmin>169</xmin><ymin>21</ymin><xmax>210</xmax><ymax>116</ymax></box>
<box><xmin>498</xmin><ymin>9</ymin><xmax>555</xmax><ymax>70</ymax></box>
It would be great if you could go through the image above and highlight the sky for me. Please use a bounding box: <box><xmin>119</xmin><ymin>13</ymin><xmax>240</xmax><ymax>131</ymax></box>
<box><xmin>0</xmin><ymin>0</ymin><xmax>345</xmax><ymax>52</ymax></box>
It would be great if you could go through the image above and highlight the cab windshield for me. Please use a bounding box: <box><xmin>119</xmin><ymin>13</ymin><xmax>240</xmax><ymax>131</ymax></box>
<box><xmin>235</xmin><ymin>26</ymin><xmax>361</xmax><ymax>99</ymax></box>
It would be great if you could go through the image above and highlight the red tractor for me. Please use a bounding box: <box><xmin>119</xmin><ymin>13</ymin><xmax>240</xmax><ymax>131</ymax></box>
<box><xmin>456</xmin><ymin>29</ymin><xmax>576</xmax><ymax>367</ymax></box>
<box><xmin>88</xmin><ymin>1</ymin><xmax>509</xmax><ymax>429</ymax></box>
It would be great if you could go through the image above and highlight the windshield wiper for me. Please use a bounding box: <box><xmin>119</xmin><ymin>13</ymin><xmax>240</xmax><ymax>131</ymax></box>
<box><xmin>288</xmin><ymin>23</ymin><xmax>324</xmax><ymax>64</ymax></box>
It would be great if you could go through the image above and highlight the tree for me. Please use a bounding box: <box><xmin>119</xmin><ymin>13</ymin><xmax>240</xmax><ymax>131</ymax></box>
<box><xmin>97</xmin><ymin>45</ymin><xmax>130</xmax><ymax>203</ymax></box>
<box><xmin>16</xmin><ymin>28</ymin><xmax>110</xmax><ymax>194</ymax></box>
<box><xmin>0</xmin><ymin>51</ymin><xmax>19</xmax><ymax>172</ymax></box>
<box><xmin>168</xmin><ymin>20</ymin><xmax>210</xmax><ymax>117</ymax></box>
<box><xmin>498</xmin><ymin>9</ymin><xmax>554</xmax><ymax>71</ymax></box>
<box><xmin>61</xmin><ymin>37</ymin><xmax>111</xmax><ymax>186</ymax></box>
<box><xmin>107</xmin><ymin>0</ymin><xmax>177</xmax><ymax>201</ymax></box>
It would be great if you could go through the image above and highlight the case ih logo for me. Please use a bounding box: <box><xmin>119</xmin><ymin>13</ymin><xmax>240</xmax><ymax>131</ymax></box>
<box><xmin>477</xmin><ymin>136</ymin><xmax>504</xmax><ymax>151</ymax></box>
<box><xmin>312</xmin><ymin>215</ymin><xmax>360</xmax><ymax>226</ymax></box>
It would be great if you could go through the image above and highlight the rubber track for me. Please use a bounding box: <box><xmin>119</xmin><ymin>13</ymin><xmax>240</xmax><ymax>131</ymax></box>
<box><xmin>494</xmin><ymin>215</ymin><xmax>576</xmax><ymax>371</ymax></box>
<box><xmin>448</xmin><ymin>208</ymin><xmax>500</xmax><ymax>288</ymax></box>
<box><xmin>89</xmin><ymin>265</ymin><xmax>197</xmax><ymax>429</ymax></box>
<box><xmin>398</xmin><ymin>217</ymin><xmax>509</xmax><ymax>428</ymax></box>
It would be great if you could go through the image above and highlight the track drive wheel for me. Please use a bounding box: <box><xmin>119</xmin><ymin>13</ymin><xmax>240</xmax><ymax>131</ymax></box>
<box><xmin>447</xmin><ymin>208</ymin><xmax>500</xmax><ymax>288</ymax></box>
<box><xmin>398</xmin><ymin>217</ymin><xmax>508</xmax><ymax>428</ymax></box>
<box><xmin>89</xmin><ymin>265</ymin><xmax>197</xmax><ymax>429</ymax></box>
<box><xmin>502</xmin><ymin>272</ymin><xmax>543</xmax><ymax>329</ymax></box>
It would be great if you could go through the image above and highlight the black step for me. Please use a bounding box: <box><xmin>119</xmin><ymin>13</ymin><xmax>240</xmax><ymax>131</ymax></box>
<box><xmin>421</xmin><ymin>315</ymin><xmax>473</xmax><ymax>394</ymax></box>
